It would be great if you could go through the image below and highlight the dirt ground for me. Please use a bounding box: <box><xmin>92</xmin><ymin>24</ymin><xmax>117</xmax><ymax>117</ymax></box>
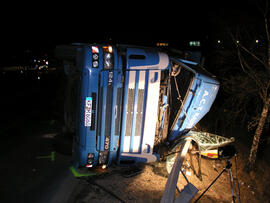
<box><xmin>2</xmin><ymin>72</ymin><xmax>269</xmax><ymax>203</ymax></box>
<box><xmin>67</xmin><ymin>140</ymin><xmax>270</xmax><ymax>203</ymax></box>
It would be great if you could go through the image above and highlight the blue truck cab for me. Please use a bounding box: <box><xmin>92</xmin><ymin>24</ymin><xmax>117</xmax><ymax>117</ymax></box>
<box><xmin>56</xmin><ymin>44</ymin><xmax>219</xmax><ymax>169</ymax></box>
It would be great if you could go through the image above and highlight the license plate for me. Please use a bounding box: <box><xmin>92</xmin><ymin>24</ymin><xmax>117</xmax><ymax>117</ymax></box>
<box><xmin>84</xmin><ymin>97</ymin><xmax>92</xmax><ymax>127</ymax></box>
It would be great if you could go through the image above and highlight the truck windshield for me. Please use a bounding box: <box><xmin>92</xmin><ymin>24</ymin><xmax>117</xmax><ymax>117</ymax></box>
<box><xmin>168</xmin><ymin>61</ymin><xmax>194</xmax><ymax>131</ymax></box>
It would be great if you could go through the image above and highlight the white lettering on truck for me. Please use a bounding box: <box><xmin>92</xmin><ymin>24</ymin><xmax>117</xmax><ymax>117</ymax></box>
<box><xmin>186</xmin><ymin>90</ymin><xmax>209</xmax><ymax>128</ymax></box>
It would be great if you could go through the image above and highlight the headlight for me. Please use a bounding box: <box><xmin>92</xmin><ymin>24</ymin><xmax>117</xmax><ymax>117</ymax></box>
<box><xmin>88</xmin><ymin>153</ymin><xmax>95</xmax><ymax>159</ymax></box>
<box><xmin>93</xmin><ymin>60</ymin><xmax>99</xmax><ymax>68</ymax></box>
<box><xmin>92</xmin><ymin>53</ymin><xmax>99</xmax><ymax>60</ymax></box>
<box><xmin>92</xmin><ymin>46</ymin><xmax>99</xmax><ymax>68</ymax></box>
<box><xmin>103</xmin><ymin>52</ymin><xmax>114</xmax><ymax>69</ymax></box>
<box><xmin>86</xmin><ymin>153</ymin><xmax>95</xmax><ymax>167</ymax></box>
<box><xmin>98</xmin><ymin>151</ymin><xmax>108</xmax><ymax>164</ymax></box>
<box><xmin>103</xmin><ymin>45</ymin><xmax>114</xmax><ymax>69</ymax></box>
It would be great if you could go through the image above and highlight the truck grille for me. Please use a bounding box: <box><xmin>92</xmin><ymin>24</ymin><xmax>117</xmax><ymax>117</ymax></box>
<box><xmin>125</xmin><ymin>89</ymin><xmax>134</xmax><ymax>137</ymax></box>
<box><xmin>97</xmin><ymin>69</ymin><xmax>161</xmax><ymax>158</ymax></box>
<box><xmin>122</xmin><ymin>70</ymin><xmax>160</xmax><ymax>154</ymax></box>
<box><xmin>114</xmin><ymin>88</ymin><xmax>122</xmax><ymax>135</ymax></box>
<box><xmin>105</xmin><ymin>85</ymin><xmax>113</xmax><ymax>139</ymax></box>
<box><xmin>96</xmin><ymin>71</ymin><xmax>122</xmax><ymax>154</ymax></box>
<box><xmin>134</xmin><ymin>89</ymin><xmax>145</xmax><ymax>137</ymax></box>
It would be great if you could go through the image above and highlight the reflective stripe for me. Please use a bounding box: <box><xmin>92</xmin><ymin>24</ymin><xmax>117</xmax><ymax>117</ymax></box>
<box><xmin>130</xmin><ymin>71</ymin><xmax>140</xmax><ymax>152</ymax></box>
<box><xmin>141</xmin><ymin>70</ymin><xmax>160</xmax><ymax>154</ymax></box>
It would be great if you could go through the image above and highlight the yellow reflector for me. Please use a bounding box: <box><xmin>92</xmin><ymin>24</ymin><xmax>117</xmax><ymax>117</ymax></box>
<box><xmin>201</xmin><ymin>149</ymin><xmax>218</xmax><ymax>159</ymax></box>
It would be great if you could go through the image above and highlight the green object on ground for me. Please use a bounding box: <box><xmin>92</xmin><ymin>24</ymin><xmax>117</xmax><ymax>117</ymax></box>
<box><xmin>36</xmin><ymin>151</ymin><xmax>55</xmax><ymax>162</ymax></box>
<box><xmin>51</xmin><ymin>151</ymin><xmax>55</xmax><ymax>161</ymax></box>
<box><xmin>69</xmin><ymin>166</ymin><xmax>99</xmax><ymax>177</ymax></box>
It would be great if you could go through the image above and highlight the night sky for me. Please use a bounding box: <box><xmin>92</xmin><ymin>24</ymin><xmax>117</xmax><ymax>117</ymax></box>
<box><xmin>0</xmin><ymin>0</ymin><xmax>262</xmax><ymax>66</ymax></box>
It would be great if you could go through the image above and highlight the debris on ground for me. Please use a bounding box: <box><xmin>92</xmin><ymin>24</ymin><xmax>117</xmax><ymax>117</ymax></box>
<box><xmin>67</xmin><ymin>141</ymin><xmax>270</xmax><ymax>202</ymax></box>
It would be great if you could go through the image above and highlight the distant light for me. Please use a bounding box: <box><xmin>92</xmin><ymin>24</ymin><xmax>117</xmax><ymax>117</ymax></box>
<box><xmin>189</xmin><ymin>41</ymin><xmax>200</xmax><ymax>47</ymax></box>
<box><xmin>255</xmin><ymin>39</ymin><xmax>259</xmax><ymax>43</ymax></box>
<box><xmin>37</xmin><ymin>76</ymin><xmax>40</xmax><ymax>80</ymax></box>
<box><xmin>217</xmin><ymin>40</ymin><xmax>221</xmax><ymax>43</ymax></box>
<box><xmin>236</xmin><ymin>40</ymin><xmax>239</xmax><ymax>44</ymax></box>
<box><xmin>156</xmin><ymin>42</ymin><xmax>169</xmax><ymax>47</ymax></box>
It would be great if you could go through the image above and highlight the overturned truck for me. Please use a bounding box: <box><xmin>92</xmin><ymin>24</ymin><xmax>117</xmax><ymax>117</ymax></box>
<box><xmin>56</xmin><ymin>44</ymin><xmax>219</xmax><ymax>169</ymax></box>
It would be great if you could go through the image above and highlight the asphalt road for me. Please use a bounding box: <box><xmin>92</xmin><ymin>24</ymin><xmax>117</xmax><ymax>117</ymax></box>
<box><xmin>0</xmin><ymin>70</ymin><xmax>79</xmax><ymax>203</ymax></box>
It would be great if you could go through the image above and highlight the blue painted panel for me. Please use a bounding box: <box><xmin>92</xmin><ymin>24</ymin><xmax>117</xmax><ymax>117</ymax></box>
<box><xmin>126</xmin><ymin>48</ymin><xmax>160</xmax><ymax>68</ymax></box>
<box><xmin>77</xmin><ymin>46</ymin><xmax>100</xmax><ymax>166</ymax></box>
<box><xmin>168</xmin><ymin>73</ymin><xmax>219</xmax><ymax>141</ymax></box>
<box><xmin>99</xmin><ymin>71</ymin><xmax>108</xmax><ymax>152</ymax></box>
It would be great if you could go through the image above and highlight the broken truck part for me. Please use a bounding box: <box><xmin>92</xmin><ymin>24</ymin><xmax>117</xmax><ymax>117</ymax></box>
<box><xmin>55</xmin><ymin>44</ymin><xmax>219</xmax><ymax>169</ymax></box>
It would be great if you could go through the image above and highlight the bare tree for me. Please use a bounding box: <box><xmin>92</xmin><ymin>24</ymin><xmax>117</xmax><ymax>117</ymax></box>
<box><xmin>231</xmin><ymin>0</ymin><xmax>270</xmax><ymax>171</ymax></box>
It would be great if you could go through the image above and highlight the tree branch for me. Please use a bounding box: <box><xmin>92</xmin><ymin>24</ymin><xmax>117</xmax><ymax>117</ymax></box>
<box><xmin>265</xmin><ymin>16</ymin><xmax>270</xmax><ymax>42</ymax></box>
<box><xmin>230</xmin><ymin>32</ymin><xmax>268</xmax><ymax>70</ymax></box>
<box><xmin>238</xmin><ymin>42</ymin><xmax>269</xmax><ymax>70</ymax></box>
<box><xmin>237</xmin><ymin>47</ymin><xmax>266</xmax><ymax>91</ymax></box>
